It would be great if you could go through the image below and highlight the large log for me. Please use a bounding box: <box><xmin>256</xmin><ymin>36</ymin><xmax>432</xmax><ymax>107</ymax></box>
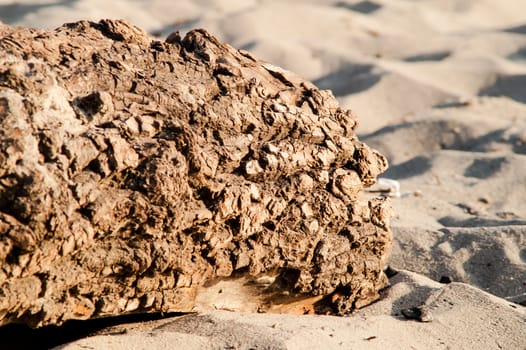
<box><xmin>0</xmin><ymin>20</ymin><xmax>392</xmax><ymax>328</ymax></box>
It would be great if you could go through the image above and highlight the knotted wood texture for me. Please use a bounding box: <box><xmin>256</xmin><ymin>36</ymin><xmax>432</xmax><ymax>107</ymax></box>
<box><xmin>0</xmin><ymin>20</ymin><xmax>392</xmax><ymax>327</ymax></box>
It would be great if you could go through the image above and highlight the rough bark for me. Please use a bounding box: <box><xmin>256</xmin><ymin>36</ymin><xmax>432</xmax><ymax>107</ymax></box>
<box><xmin>0</xmin><ymin>20</ymin><xmax>392</xmax><ymax>328</ymax></box>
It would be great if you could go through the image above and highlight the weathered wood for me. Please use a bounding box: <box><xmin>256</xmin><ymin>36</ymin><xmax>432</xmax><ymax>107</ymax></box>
<box><xmin>0</xmin><ymin>20</ymin><xmax>392</xmax><ymax>327</ymax></box>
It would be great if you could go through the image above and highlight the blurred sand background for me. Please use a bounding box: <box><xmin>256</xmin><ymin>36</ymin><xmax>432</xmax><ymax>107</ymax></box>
<box><xmin>1</xmin><ymin>0</ymin><xmax>525</xmax><ymax>349</ymax></box>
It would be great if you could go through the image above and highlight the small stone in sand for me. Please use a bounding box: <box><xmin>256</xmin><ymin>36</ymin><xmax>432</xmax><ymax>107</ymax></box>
<box><xmin>439</xmin><ymin>276</ymin><xmax>453</xmax><ymax>284</ymax></box>
<box><xmin>401</xmin><ymin>306</ymin><xmax>433</xmax><ymax>323</ymax></box>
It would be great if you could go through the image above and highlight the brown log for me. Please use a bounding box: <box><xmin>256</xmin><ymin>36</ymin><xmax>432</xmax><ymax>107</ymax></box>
<box><xmin>0</xmin><ymin>20</ymin><xmax>392</xmax><ymax>328</ymax></box>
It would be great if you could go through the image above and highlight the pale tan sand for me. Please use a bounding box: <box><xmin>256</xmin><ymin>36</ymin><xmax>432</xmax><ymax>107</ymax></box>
<box><xmin>54</xmin><ymin>271</ymin><xmax>526</xmax><ymax>350</ymax></box>
<box><xmin>1</xmin><ymin>0</ymin><xmax>525</xmax><ymax>349</ymax></box>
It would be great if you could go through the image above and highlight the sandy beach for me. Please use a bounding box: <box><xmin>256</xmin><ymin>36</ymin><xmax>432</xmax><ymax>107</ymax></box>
<box><xmin>1</xmin><ymin>0</ymin><xmax>525</xmax><ymax>349</ymax></box>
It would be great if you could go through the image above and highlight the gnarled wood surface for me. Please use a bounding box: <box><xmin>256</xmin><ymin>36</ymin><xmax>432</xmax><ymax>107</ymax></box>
<box><xmin>0</xmin><ymin>20</ymin><xmax>392</xmax><ymax>328</ymax></box>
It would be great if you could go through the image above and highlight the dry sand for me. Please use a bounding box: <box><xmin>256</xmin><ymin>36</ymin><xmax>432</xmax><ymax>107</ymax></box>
<box><xmin>1</xmin><ymin>0</ymin><xmax>525</xmax><ymax>349</ymax></box>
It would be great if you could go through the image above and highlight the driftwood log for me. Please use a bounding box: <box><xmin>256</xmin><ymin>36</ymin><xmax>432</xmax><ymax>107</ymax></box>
<box><xmin>0</xmin><ymin>20</ymin><xmax>392</xmax><ymax>328</ymax></box>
